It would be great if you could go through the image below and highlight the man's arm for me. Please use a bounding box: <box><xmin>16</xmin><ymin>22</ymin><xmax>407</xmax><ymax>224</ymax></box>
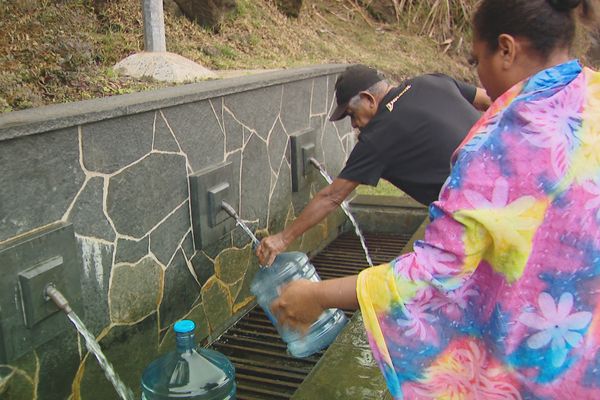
<box><xmin>257</xmin><ymin>178</ymin><xmax>359</xmax><ymax>265</ymax></box>
<box><xmin>472</xmin><ymin>87</ymin><xmax>491</xmax><ymax>111</ymax></box>
<box><xmin>432</xmin><ymin>74</ymin><xmax>491</xmax><ymax>112</ymax></box>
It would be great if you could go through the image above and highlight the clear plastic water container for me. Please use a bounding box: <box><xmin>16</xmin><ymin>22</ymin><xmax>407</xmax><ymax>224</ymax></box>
<box><xmin>141</xmin><ymin>320</ymin><xmax>236</xmax><ymax>400</ymax></box>
<box><xmin>250</xmin><ymin>251</ymin><xmax>348</xmax><ymax>358</ymax></box>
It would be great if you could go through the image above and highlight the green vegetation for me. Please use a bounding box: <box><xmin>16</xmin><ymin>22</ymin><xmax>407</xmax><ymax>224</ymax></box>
<box><xmin>0</xmin><ymin>0</ymin><xmax>480</xmax><ymax>113</ymax></box>
<box><xmin>1</xmin><ymin>0</ymin><xmax>596</xmax><ymax>113</ymax></box>
<box><xmin>357</xmin><ymin>181</ymin><xmax>404</xmax><ymax>196</ymax></box>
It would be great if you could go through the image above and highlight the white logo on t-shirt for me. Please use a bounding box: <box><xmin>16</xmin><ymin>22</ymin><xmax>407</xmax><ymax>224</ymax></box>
<box><xmin>386</xmin><ymin>85</ymin><xmax>411</xmax><ymax>112</ymax></box>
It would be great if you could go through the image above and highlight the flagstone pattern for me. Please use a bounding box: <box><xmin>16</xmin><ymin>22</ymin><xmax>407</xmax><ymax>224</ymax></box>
<box><xmin>0</xmin><ymin>65</ymin><xmax>353</xmax><ymax>399</ymax></box>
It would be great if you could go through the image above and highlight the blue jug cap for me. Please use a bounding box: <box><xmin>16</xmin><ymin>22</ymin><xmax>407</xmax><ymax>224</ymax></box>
<box><xmin>174</xmin><ymin>320</ymin><xmax>195</xmax><ymax>333</ymax></box>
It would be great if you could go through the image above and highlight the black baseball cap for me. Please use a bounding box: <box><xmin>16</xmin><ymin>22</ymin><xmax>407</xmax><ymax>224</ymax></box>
<box><xmin>329</xmin><ymin>64</ymin><xmax>383</xmax><ymax>121</ymax></box>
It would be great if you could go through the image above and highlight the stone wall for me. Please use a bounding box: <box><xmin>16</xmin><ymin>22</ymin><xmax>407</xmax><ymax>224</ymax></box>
<box><xmin>0</xmin><ymin>65</ymin><xmax>353</xmax><ymax>400</ymax></box>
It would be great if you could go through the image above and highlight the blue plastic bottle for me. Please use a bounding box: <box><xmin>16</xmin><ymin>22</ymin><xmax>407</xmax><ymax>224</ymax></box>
<box><xmin>141</xmin><ymin>320</ymin><xmax>236</xmax><ymax>400</ymax></box>
<box><xmin>250</xmin><ymin>251</ymin><xmax>348</xmax><ymax>358</ymax></box>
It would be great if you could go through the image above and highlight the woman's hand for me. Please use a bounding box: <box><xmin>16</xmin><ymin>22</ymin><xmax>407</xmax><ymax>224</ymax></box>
<box><xmin>270</xmin><ymin>279</ymin><xmax>325</xmax><ymax>334</ymax></box>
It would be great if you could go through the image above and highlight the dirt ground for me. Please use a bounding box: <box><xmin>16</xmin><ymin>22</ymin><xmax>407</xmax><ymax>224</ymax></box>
<box><xmin>0</xmin><ymin>0</ymin><xmax>479</xmax><ymax>113</ymax></box>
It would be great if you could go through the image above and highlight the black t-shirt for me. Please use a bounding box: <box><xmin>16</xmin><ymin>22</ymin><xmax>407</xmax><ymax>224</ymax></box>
<box><xmin>338</xmin><ymin>74</ymin><xmax>481</xmax><ymax>205</ymax></box>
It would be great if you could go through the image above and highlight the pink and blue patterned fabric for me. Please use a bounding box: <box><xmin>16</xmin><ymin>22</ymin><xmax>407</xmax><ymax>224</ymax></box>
<box><xmin>357</xmin><ymin>60</ymin><xmax>600</xmax><ymax>399</ymax></box>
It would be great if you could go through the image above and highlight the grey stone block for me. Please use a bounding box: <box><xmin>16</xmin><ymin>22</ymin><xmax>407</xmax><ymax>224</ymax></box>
<box><xmin>0</xmin><ymin>127</ymin><xmax>84</xmax><ymax>242</ymax></box>
<box><xmin>82</xmin><ymin>111</ymin><xmax>154</xmax><ymax>174</ymax></box>
<box><xmin>201</xmin><ymin>278</ymin><xmax>232</xmax><ymax>334</ymax></box>
<box><xmin>107</xmin><ymin>153</ymin><xmax>188</xmax><ymax>238</ymax></box>
<box><xmin>153</xmin><ymin>111</ymin><xmax>180</xmax><ymax>152</ymax></box>
<box><xmin>311</xmin><ymin>115</ymin><xmax>326</xmax><ymax>163</ymax></box>
<box><xmin>30</xmin><ymin>326</ymin><xmax>80</xmax><ymax>400</ymax></box>
<box><xmin>311</xmin><ymin>76</ymin><xmax>328</xmax><ymax>115</ymax></box>
<box><xmin>210</xmin><ymin>98</ymin><xmax>223</xmax><ymax>129</ymax></box>
<box><xmin>109</xmin><ymin>257</ymin><xmax>162</xmax><ymax>323</ymax></box>
<box><xmin>281</xmin><ymin>80</ymin><xmax>311</xmax><ymax>134</ymax></box>
<box><xmin>240</xmin><ymin>134</ymin><xmax>270</xmax><ymax>227</ymax></box>
<box><xmin>267</xmin><ymin>118</ymin><xmax>288</xmax><ymax>174</ymax></box>
<box><xmin>322</xmin><ymin>122</ymin><xmax>347</xmax><ymax>176</ymax></box>
<box><xmin>224</xmin><ymin>85</ymin><xmax>281</xmax><ymax>140</ymax></box>
<box><xmin>214</xmin><ymin>246</ymin><xmax>251</xmax><ymax>285</ymax></box>
<box><xmin>327</xmin><ymin>74</ymin><xmax>338</xmax><ymax>116</ymax></box>
<box><xmin>233</xmin><ymin>256</ymin><xmax>260</xmax><ymax>307</ymax></box>
<box><xmin>334</xmin><ymin>117</ymin><xmax>352</xmax><ymax>139</ymax></box>
<box><xmin>0</xmin><ymin>361</ymin><xmax>35</xmax><ymax>398</ymax></box>
<box><xmin>159</xmin><ymin>249</ymin><xmax>200</xmax><ymax>329</ymax></box>
<box><xmin>243</xmin><ymin>126</ymin><xmax>252</xmax><ymax>144</ymax></box>
<box><xmin>268</xmin><ymin>161</ymin><xmax>292</xmax><ymax>233</ymax></box>
<box><xmin>163</xmin><ymin>101</ymin><xmax>224</xmax><ymax>173</ymax></box>
<box><xmin>225</xmin><ymin>149</ymin><xmax>242</xmax><ymax>212</ymax></box>
<box><xmin>231</xmin><ymin>220</ymin><xmax>258</xmax><ymax>248</ymax></box>
<box><xmin>68</xmin><ymin>177</ymin><xmax>115</xmax><ymax>242</ymax></box>
<box><xmin>77</xmin><ymin>236</ymin><xmax>114</xmax><ymax>336</ymax></box>
<box><xmin>115</xmin><ymin>236</ymin><xmax>149</xmax><ymax>264</ymax></box>
<box><xmin>181</xmin><ymin>230</ymin><xmax>195</xmax><ymax>260</ymax></box>
<box><xmin>197</xmin><ymin>231</ymin><xmax>231</xmax><ymax>260</ymax></box>
<box><xmin>150</xmin><ymin>202</ymin><xmax>191</xmax><ymax>265</ymax></box>
<box><xmin>191</xmin><ymin>251</ymin><xmax>216</xmax><ymax>288</ymax></box>
<box><xmin>223</xmin><ymin>109</ymin><xmax>244</xmax><ymax>153</ymax></box>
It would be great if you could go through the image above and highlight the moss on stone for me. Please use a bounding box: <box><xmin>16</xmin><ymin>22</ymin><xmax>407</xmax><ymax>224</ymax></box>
<box><xmin>109</xmin><ymin>257</ymin><xmax>162</xmax><ymax>324</ymax></box>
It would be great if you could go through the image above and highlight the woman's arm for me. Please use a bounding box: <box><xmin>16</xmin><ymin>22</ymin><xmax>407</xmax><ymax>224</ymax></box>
<box><xmin>270</xmin><ymin>275</ymin><xmax>358</xmax><ymax>333</ymax></box>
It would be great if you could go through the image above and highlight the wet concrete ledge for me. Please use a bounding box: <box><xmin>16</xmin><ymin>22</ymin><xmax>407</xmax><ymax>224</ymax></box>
<box><xmin>349</xmin><ymin>194</ymin><xmax>428</xmax><ymax>235</ymax></box>
<box><xmin>292</xmin><ymin>219</ymin><xmax>428</xmax><ymax>400</ymax></box>
<box><xmin>0</xmin><ymin>64</ymin><xmax>346</xmax><ymax>141</ymax></box>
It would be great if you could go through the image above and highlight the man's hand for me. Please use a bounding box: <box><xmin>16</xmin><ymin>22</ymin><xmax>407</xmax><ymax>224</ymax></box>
<box><xmin>474</xmin><ymin>87</ymin><xmax>492</xmax><ymax>111</ymax></box>
<box><xmin>255</xmin><ymin>178</ymin><xmax>359</xmax><ymax>266</ymax></box>
<box><xmin>270</xmin><ymin>279</ymin><xmax>324</xmax><ymax>334</ymax></box>
<box><xmin>256</xmin><ymin>233</ymin><xmax>288</xmax><ymax>266</ymax></box>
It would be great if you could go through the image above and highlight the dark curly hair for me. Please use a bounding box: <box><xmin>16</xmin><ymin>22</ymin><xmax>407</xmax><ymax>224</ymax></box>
<box><xmin>473</xmin><ymin>0</ymin><xmax>596</xmax><ymax>59</ymax></box>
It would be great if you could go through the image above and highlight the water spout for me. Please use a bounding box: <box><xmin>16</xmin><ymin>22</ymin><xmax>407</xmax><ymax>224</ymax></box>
<box><xmin>45</xmin><ymin>284</ymin><xmax>73</xmax><ymax>314</ymax></box>
<box><xmin>221</xmin><ymin>201</ymin><xmax>261</xmax><ymax>247</ymax></box>
<box><xmin>221</xmin><ymin>201</ymin><xmax>267</xmax><ymax>268</ymax></box>
<box><xmin>44</xmin><ymin>285</ymin><xmax>135</xmax><ymax>400</ymax></box>
<box><xmin>308</xmin><ymin>157</ymin><xmax>373</xmax><ymax>267</ymax></box>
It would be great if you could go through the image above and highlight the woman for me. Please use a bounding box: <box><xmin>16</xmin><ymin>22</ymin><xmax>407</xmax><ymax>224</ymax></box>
<box><xmin>270</xmin><ymin>0</ymin><xmax>600</xmax><ymax>398</ymax></box>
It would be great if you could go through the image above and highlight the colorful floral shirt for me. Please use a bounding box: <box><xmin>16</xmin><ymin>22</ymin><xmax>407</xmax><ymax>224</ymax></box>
<box><xmin>357</xmin><ymin>60</ymin><xmax>600</xmax><ymax>399</ymax></box>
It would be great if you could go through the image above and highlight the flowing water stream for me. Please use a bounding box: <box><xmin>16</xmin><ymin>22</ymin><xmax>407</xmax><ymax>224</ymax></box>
<box><xmin>67</xmin><ymin>312</ymin><xmax>135</xmax><ymax>400</ymax></box>
<box><xmin>308</xmin><ymin>158</ymin><xmax>373</xmax><ymax>267</ymax></box>
<box><xmin>45</xmin><ymin>286</ymin><xmax>134</xmax><ymax>400</ymax></box>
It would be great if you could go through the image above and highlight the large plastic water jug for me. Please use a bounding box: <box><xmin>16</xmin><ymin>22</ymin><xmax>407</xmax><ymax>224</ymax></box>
<box><xmin>141</xmin><ymin>320</ymin><xmax>236</xmax><ymax>399</ymax></box>
<box><xmin>250</xmin><ymin>251</ymin><xmax>348</xmax><ymax>358</ymax></box>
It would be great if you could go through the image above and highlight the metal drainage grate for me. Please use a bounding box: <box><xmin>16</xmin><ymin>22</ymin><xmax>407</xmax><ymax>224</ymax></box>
<box><xmin>210</xmin><ymin>232</ymin><xmax>412</xmax><ymax>400</ymax></box>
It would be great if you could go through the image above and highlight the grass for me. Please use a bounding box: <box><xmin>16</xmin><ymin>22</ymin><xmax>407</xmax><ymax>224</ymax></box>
<box><xmin>0</xmin><ymin>0</ymin><xmax>480</xmax><ymax>113</ymax></box>
<box><xmin>357</xmin><ymin>180</ymin><xmax>405</xmax><ymax>196</ymax></box>
<box><xmin>2</xmin><ymin>0</ymin><xmax>597</xmax><ymax>113</ymax></box>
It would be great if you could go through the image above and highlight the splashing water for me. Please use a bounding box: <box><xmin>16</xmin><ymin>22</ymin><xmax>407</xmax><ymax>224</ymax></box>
<box><xmin>308</xmin><ymin>158</ymin><xmax>373</xmax><ymax>267</ymax></box>
<box><xmin>67</xmin><ymin>313</ymin><xmax>134</xmax><ymax>400</ymax></box>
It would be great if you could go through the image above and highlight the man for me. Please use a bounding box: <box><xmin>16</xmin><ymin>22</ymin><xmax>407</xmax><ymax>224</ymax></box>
<box><xmin>257</xmin><ymin>64</ymin><xmax>490</xmax><ymax>265</ymax></box>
